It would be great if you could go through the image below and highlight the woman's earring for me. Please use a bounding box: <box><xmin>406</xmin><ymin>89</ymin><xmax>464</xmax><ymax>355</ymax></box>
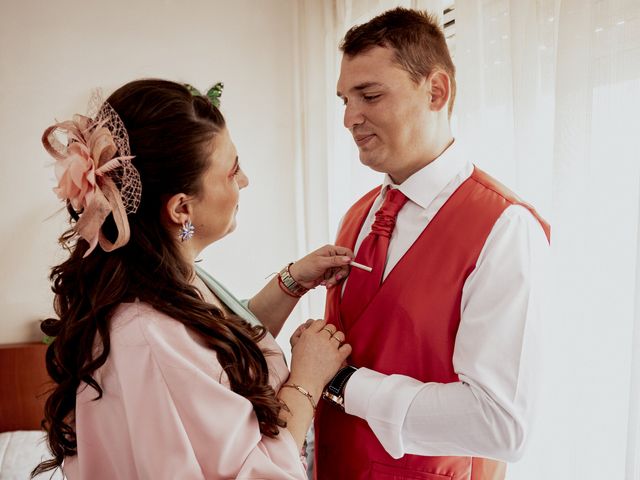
<box><xmin>179</xmin><ymin>219</ymin><xmax>195</xmax><ymax>242</ymax></box>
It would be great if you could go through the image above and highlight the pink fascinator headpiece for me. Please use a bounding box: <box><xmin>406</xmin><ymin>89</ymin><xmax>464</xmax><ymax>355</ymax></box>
<box><xmin>43</xmin><ymin>91</ymin><xmax>142</xmax><ymax>257</ymax></box>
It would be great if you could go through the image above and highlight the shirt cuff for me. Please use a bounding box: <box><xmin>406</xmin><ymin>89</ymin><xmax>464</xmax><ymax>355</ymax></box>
<box><xmin>344</xmin><ymin>367</ymin><xmax>427</xmax><ymax>459</ymax></box>
<box><xmin>343</xmin><ymin>367</ymin><xmax>384</xmax><ymax>419</ymax></box>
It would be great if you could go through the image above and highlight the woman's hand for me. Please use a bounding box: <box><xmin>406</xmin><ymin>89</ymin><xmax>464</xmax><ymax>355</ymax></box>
<box><xmin>290</xmin><ymin>319</ymin><xmax>314</xmax><ymax>348</ymax></box>
<box><xmin>288</xmin><ymin>244</ymin><xmax>354</xmax><ymax>289</ymax></box>
<box><xmin>288</xmin><ymin>319</ymin><xmax>351</xmax><ymax>396</ymax></box>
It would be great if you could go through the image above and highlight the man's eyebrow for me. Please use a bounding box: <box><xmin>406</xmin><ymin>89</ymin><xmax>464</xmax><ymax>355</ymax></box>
<box><xmin>337</xmin><ymin>82</ymin><xmax>385</xmax><ymax>98</ymax></box>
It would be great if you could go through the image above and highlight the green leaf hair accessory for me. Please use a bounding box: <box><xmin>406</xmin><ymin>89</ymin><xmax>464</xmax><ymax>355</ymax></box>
<box><xmin>184</xmin><ymin>83</ymin><xmax>202</xmax><ymax>97</ymax></box>
<box><xmin>206</xmin><ymin>82</ymin><xmax>224</xmax><ymax>108</ymax></box>
<box><xmin>184</xmin><ymin>82</ymin><xmax>224</xmax><ymax>108</ymax></box>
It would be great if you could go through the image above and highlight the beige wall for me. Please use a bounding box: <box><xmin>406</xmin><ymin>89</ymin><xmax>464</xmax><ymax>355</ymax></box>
<box><xmin>0</xmin><ymin>0</ymin><xmax>299</xmax><ymax>344</ymax></box>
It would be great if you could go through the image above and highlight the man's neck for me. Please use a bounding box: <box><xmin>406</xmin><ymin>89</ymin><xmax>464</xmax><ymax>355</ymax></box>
<box><xmin>390</xmin><ymin>136</ymin><xmax>455</xmax><ymax>184</ymax></box>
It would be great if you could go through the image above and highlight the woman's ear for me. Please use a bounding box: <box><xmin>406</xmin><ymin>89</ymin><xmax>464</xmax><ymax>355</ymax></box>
<box><xmin>163</xmin><ymin>193</ymin><xmax>194</xmax><ymax>227</ymax></box>
<box><xmin>428</xmin><ymin>70</ymin><xmax>451</xmax><ymax>113</ymax></box>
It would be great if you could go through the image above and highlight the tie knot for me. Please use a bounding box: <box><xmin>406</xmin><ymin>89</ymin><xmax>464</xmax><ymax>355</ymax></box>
<box><xmin>371</xmin><ymin>188</ymin><xmax>408</xmax><ymax>238</ymax></box>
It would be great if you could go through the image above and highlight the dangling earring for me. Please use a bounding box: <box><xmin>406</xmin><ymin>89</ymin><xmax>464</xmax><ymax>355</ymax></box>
<box><xmin>179</xmin><ymin>219</ymin><xmax>195</xmax><ymax>242</ymax></box>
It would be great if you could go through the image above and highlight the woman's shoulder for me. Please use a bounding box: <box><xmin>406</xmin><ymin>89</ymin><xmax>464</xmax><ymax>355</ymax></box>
<box><xmin>108</xmin><ymin>301</ymin><xmax>224</xmax><ymax>380</ymax></box>
<box><xmin>109</xmin><ymin>301</ymin><xmax>183</xmax><ymax>344</ymax></box>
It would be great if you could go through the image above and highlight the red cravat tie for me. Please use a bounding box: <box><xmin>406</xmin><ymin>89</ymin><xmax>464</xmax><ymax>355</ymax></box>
<box><xmin>341</xmin><ymin>188</ymin><xmax>409</xmax><ymax>324</ymax></box>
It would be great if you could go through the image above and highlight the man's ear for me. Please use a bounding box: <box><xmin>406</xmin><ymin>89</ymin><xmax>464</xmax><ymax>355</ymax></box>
<box><xmin>428</xmin><ymin>70</ymin><xmax>451</xmax><ymax>113</ymax></box>
<box><xmin>163</xmin><ymin>193</ymin><xmax>194</xmax><ymax>227</ymax></box>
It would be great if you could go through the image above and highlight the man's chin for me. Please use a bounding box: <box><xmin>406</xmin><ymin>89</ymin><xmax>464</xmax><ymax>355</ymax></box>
<box><xmin>359</xmin><ymin>152</ymin><xmax>386</xmax><ymax>172</ymax></box>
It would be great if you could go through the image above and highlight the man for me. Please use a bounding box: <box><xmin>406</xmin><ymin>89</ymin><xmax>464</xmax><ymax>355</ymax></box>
<box><xmin>314</xmin><ymin>7</ymin><xmax>550</xmax><ymax>480</ymax></box>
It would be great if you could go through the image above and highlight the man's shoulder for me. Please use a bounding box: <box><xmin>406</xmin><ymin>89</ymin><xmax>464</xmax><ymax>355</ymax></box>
<box><xmin>469</xmin><ymin>166</ymin><xmax>550</xmax><ymax>241</ymax></box>
<box><xmin>469</xmin><ymin>167</ymin><xmax>522</xmax><ymax>204</ymax></box>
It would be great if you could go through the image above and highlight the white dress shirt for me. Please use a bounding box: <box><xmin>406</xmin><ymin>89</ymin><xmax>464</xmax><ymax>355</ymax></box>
<box><xmin>342</xmin><ymin>140</ymin><xmax>550</xmax><ymax>462</ymax></box>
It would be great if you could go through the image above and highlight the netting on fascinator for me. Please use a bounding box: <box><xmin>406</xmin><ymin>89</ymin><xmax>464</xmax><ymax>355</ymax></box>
<box><xmin>43</xmin><ymin>89</ymin><xmax>142</xmax><ymax>257</ymax></box>
<box><xmin>89</xmin><ymin>91</ymin><xmax>142</xmax><ymax>215</ymax></box>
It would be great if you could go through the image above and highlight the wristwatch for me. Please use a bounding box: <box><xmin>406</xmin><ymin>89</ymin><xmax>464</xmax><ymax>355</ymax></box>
<box><xmin>278</xmin><ymin>263</ymin><xmax>309</xmax><ymax>297</ymax></box>
<box><xmin>322</xmin><ymin>365</ymin><xmax>358</xmax><ymax>411</ymax></box>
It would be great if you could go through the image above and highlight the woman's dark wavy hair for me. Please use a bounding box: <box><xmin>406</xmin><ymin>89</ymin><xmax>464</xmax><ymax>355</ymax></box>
<box><xmin>32</xmin><ymin>79</ymin><xmax>284</xmax><ymax>477</ymax></box>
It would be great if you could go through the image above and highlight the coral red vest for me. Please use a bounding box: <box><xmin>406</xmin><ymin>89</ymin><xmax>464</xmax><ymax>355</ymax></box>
<box><xmin>314</xmin><ymin>167</ymin><xmax>550</xmax><ymax>480</ymax></box>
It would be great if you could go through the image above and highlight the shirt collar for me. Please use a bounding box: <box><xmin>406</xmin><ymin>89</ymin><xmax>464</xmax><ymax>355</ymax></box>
<box><xmin>382</xmin><ymin>139</ymin><xmax>469</xmax><ymax>209</ymax></box>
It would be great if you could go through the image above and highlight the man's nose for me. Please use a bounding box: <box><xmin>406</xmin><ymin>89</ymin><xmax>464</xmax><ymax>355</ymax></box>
<box><xmin>343</xmin><ymin>102</ymin><xmax>364</xmax><ymax>130</ymax></box>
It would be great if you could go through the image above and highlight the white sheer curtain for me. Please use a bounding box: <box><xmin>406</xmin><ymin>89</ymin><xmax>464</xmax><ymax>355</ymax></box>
<box><xmin>455</xmin><ymin>1</ymin><xmax>640</xmax><ymax>479</ymax></box>
<box><xmin>293</xmin><ymin>1</ymin><xmax>640</xmax><ymax>478</ymax></box>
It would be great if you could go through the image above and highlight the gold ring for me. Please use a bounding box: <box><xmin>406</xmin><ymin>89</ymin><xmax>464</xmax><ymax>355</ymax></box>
<box><xmin>321</xmin><ymin>327</ymin><xmax>335</xmax><ymax>336</ymax></box>
<box><xmin>330</xmin><ymin>335</ymin><xmax>343</xmax><ymax>344</ymax></box>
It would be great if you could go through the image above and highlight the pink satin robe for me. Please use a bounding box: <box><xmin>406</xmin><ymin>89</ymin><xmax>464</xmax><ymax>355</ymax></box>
<box><xmin>63</xmin><ymin>300</ymin><xmax>306</xmax><ymax>479</ymax></box>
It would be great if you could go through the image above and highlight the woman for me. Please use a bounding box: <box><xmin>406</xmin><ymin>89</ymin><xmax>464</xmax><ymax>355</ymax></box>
<box><xmin>33</xmin><ymin>79</ymin><xmax>352</xmax><ymax>479</ymax></box>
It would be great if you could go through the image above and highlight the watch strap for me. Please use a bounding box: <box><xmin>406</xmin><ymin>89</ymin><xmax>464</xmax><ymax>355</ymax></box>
<box><xmin>322</xmin><ymin>365</ymin><xmax>358</xmax><ymax>410</ymax></box>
